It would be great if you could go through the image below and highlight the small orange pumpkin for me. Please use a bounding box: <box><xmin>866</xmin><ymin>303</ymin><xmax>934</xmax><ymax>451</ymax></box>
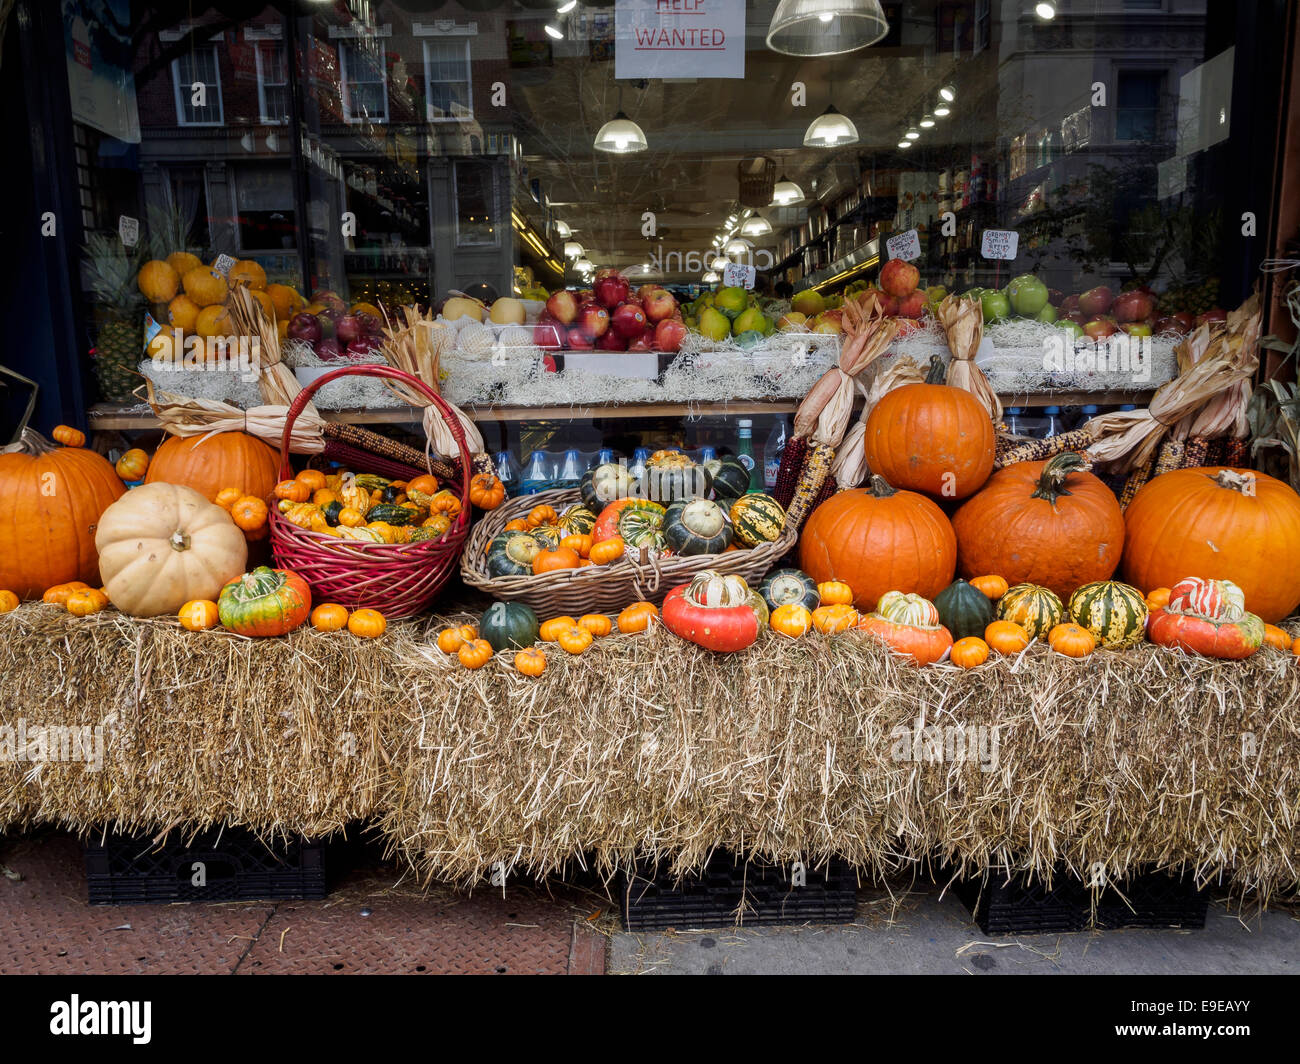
<box><xmin>514</xmin><ymin>646</ymin><xmax>547</xmax><ymax>676</ymax></box>
<box><xmin>617</xmin><ymin>601</ymin><xmax>657</xmax><ymax>633</ymax></box>
<box><xmin>771</xmin><ymin>603</ymin><xmax>813</xmax><ymax>637</ymax></box>
<box><xmin>312</xmin><ymin>488</ymin><xmax>339</xmax><ymax>508</ymax></box>
<box><xmin>458</xmin><ymin>637</ymin><xmax>494</xmax><ymax>668</ymax></box>
<box><xmin>52</xmin><ymin>425</ymin><xmax>86</xmax><ymax>448</ymax></box>
<box><xmin>526</xmin><ymin>504</ymin><xmax>558</xmax><ymax>529</ymax></box>
<box><xmin>295</xmin><ymin>468</ymin><xmax>327</xmax><ymax>492</ymax></box>
<box><xmin>951</xmin><ymin>636</ymin><xmax>990</xmax><ymax>668</ymax></box>
<box><xmin>578</xmin><ymin>613</ymin><xmax>612</xmax><ymax>637</ymax></box>
<box><xmin>115</xmin><ymin>448</ymin><xmax>150</xmax><ymax>481</ymax></box>
<box><xmin>970</xmin><ymin>575</ymin><xmax>1009</xmax><ymax>601</ymax></box>
<box><xmin>215</xmin><ymin>487</ymin><xmax>244</xmax><ymax>511</ymax></box>
<box><xmin>43</xmin><ymin>581</ymin><xmax>91</xmax><ymax>606</ymax></box>
<box><xmin>984</xmin><ymin>620</ymin><xmax>1029</xmax><ymax>654</ymax></box>
<box><xmin>338</xmin><ymin>507</ymin><xmax>365</xmax><ymax>528</ymax></box>
<box><xmin>310</xmin><ymin>603</ymin><xmax>350</xmax><ymax>632</ymax></box>
<box><xmin>231</xmin><ymin>496</ymin><xmax>269</xmax><ymax>532</ymax></box>
<box><xmin>348</xmin><ymin>608</ymin><xmax>387</xmax><ymax>639</ymax></box>
<box><xmin>0</xmin><ymin>590</ymin><xmax>19</xmax><ymax>613</ymax></box>
<box><xmin>589</xmin><ymin>536</ymin><xmax>625</xmax><ymax>566</ymax></box>
<box><xmin>539</xmin><ymin>616</ymin><xmax>578</xmax><ymax>642</ymax></box>
<box><xmin>561</xmin><ymin>533</ymin><xmax>593</xmax><ymax>559</ymax></box>
<box><xmin>812</xmin><ymin>603</ymin><xmax>859</xmax><ymax>634</ymax></box>
<box><xmin>1263</xmin><ymin>624</ymin><xmax>1292</xmax><ymax>652</ymax></box>
<box><xmin>274</xmin><ymin>479</ymin><xmax>311</xmax><ymax>503</ymax></box>
<box><xmin>503</xmin><ymin>518</ymin><xmax>530</xmax><ymax>533</ymax></box>
<box><xmin>178</xmin><ymin>599</ymin><xmax>220</xmax><ymax>631</ymax></box>
<box><xmin>557</xmin><ymin>624</ymin><xmax>594</xmax><ymax>655</ymax></box>
<box><xmin>469</xmin><ymin>472</ymin><xmax>506</xmax><ymax>510</ymax></box>
<box><xmin>532</xmin><ymin>546</ymin><xmax>581</xmax><ymax>574</ymax></box>
<box><xmin>1144</xmin><ymin>587</ymin><xmax>1172</xmax><ymax>611</ymax></box>
<box><xmin>436</xmin><ymin>623</ymin><xmax>478</xmax><ymax>653</ymax></box>
<box><xmin>1048</xmin><ymin>622</ymin><xmax>1095</xmax><ymax>658</ymax></box>
<box><xmin>66</xmin><ymin>587</ymin><xmax>109</xmax><ymax>617</ymax></box>
<box><xmin>817</xmin><ymin>581</ymin><xmax>854</xmax><ymax>606</ymax></box>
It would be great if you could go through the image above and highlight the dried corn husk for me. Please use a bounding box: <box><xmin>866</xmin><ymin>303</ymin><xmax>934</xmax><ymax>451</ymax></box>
<box><xmin>226</xmin><ymin>285</ymin><xmax>307</xmax><ymax>407</ymax></box>
<box><xmin>380</xmin><ymin>305</ymin><xmax>485</xmax><ymax>458</ymax></box>
<box><xmin>831</xmin><ymin>355</ymin><xmax>925</xmax><ymax>488</ymax></box>
<box><xmin>938</xmin><ymin>295</ymin><xmax>1001</xmax><ymax>421</ymax></box>
<box><xmin>792</xmin><ymin>298</ymin><xmax>899</xmax><ymax>446</ymax></box>
<box><xmin>137</xmin><ymin>380</ymin><xmax>325</xmax><ymax>453</ymax></box>
<box><xmin>1186</xmin><ymin>294</ymin><xmax>1262</xmax><ymax>440</ymax></box>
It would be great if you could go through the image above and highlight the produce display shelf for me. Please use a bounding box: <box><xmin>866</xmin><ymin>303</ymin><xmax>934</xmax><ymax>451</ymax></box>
<box><xmin>86</xmin><ymin>389</ymin><xmax>1156</xmax><ymax>431</ymax></box>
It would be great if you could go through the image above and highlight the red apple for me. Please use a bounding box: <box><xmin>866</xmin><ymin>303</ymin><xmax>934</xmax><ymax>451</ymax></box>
<box><xmin>628</xmin><ymin>330</ymin><xmax>654</xmax><ymax>352</ymax></box>
<box><xmin>335</xmin><ymin>314</ymin><xmax>363</xmax><ymax>345</ymax></box>
<box><xmin>1048</xmin><ymin>289</ymin><xmax>1065</xmax><ymax>306</ymax></box>
<box><xmin>879</xmin><ymin>292</ymin><xmax>900</xmax><ymax>317</ymax></box>
<box><xmin>1060</xmin><ymin>295</ymin><xmax>1080</xmax><ymax>314</ymax></box>
<box><xmin>311</xmin><ymin>290</ymin><xmax>347</xmax><ymax>313</ymax></box>
<box><xmin>575</xmin><ymin>301</ymin><xmax>610</xmax><ymax>340</ymax></box>
<box><xmin>1196</xmin><ymin>308</ymin><xmax>1228</xmax><ymax>327</ymax></box>
<box><xmin>593</xmin><ymin>270</ymin><xmax>630</xmax><ymax>309</ymax></box>
<box><xmin>1111</xmin><ymin>290</ymin><xmax>1155</xmax><ymax>323</ymax></box>
<box><xmin>566</xmin><ymin>326</ymin><xmax>594</xmax><ymax>349</ymax></box>
<box><xmin>1079</xmin><ymin>286</ymin><xmax>1114</xmax><ymax>318</ymax></box>
<box><xmin>896</xmin><ymin>292</ymin><xmax>926</xmax><ymax>319</ymax></box>
<box><xmin>643</xmin><ymin>287</ymin><xmax>679</xmax><ymax>323</ymax></box>
<box><xmin>1172</xmin><ymin>311</ymin><xmax>1194</xmax><ymax>331</ymax></box>
<box><xmin>653</xmin><ymin>318</ymin><xmax>688</xmax><ymax>353</ymax></box>
<box><xmin>880</xmin><ymin>259</ymin><xmax>920</xmax><ymax>299</ymax></box>
<box><xmin>1063</xmin><ymin>309</ymin><xmax>1087</xmax><ymax>326</ymax></box>
<box><xmin>611</xmin><ymin>302</ymin><xmax>648</xmax><ymax>339</ymax></box>
<box><xmin>546</xmin><ymin>290</ymin><xmax>579</xmax><ymax>325</ymax></box>
<box><xmin>596</xmin><ymin>328</ymin><xmax>627</xmax><ymax>351</ymax></box>
<box><xmin>314</xmin><ymin>338</ymin><xmax>342</xmax><ymax>360</ymax></box>
<box><xmin>347</xmin><ymin>336</ymin><xmax>378</xmax><ymax>354</ymax></box>
<box><xmin>1083</xmin><ymin>318</ymin><xmax>1118</xmax><ymax>340</ymax></box>
<box><xmin>533</xmin><ymin>313</ymin><xmax>564</xmax><ymax>350</ymax></box>
<box><xmin>287</xmin><ymin>312</ymin><xmax>323</xmax><ymax>345</ymax></box>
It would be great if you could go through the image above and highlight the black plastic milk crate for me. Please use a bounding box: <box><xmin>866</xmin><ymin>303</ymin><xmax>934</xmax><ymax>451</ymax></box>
<box><xmin>84</xmin><ymin>826</ymin><xmax>327</xmax><ymax>905</ymax></box>
<box><xmin>954</xmin><ymin>868</ymin><xmax>1209</xmax><ymax>936</ymax></box>
<box><xmin>622</xmin><ymin>854</ymin><xmax>857</xmax><ymax>930</ymax></box>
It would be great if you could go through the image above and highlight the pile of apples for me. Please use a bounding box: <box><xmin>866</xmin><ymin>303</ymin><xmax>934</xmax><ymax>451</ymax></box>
<box><xmin>534</xmin><ymin>269</ymin><xmax>687</xmax><ymax>354</ymax></box>
<box><xmin>285</xmin><ymin>291</ymin><xmax>387</xmax><ymax>360</ymax></box>
<box><xmin>1051</xmin><ymin>285</ymin><xmax>1225</xmax><ymax>341</ymax></box>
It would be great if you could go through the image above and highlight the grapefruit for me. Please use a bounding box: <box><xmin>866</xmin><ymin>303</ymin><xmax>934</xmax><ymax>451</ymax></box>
<box><xmin>138</xmin><ymin>260</ymin><xmax>179</xmax><ymax>303</ymax></box>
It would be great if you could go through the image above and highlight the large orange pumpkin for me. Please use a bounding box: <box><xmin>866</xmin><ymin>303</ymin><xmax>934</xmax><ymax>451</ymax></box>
<box><xmin>951</xmin><ymin>451</ymin><xmax>1125</xmax><ymax>601</ymax></box>
<box><xmin>798</xmin><ymin>474</ymin><xmax>957</xmax><ymax>612</ymax></box>
<box><xmin>145</xmin><ymin>431</ymin><xmax>281</xmax><ymax>503</ymax></box>
<box><xmin>862</xmin><ymin>358</ymin><xmax>995</xmax><ymax>500</ymax></box>
<box><xmin>0</xmin><ymin>429</ymin><xmax>125</xmax><ymax>598</ymax></box>
<box><xmin>1122</xmin><ymin>467</ymin><xmax>1300</xmax><ymax>624</ymax></box>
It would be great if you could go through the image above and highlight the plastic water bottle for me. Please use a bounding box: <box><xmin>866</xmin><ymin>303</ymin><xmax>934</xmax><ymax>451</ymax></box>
<box><xmin>494</xmin><ymin>450</ymin><xmax>520</xmax><ymax>496</ymax></box>
<box><xmin>764</xmin><ymin>416</ymin><xmax>789</xmax><ymax>490</ymax></box>
<box><xmin>1005</xmin><ymin>407</ymin><xmax>1026</xmax><ymax>435</ymax></box>
<box><xmin>1043</xmin><ymin>406</ymin><xmax>1064</xmax><ymax>437</ymax></box>
<box><xmin>699</xmin><ymin>446</ymin><xmax>717</xmax><ymax>463</ymax></box>
<box><xmin>1077</xmin><ymin>404</ymin><xmax>1099</xmax><ymax>431</ymax></box>
<box><xmin>557</xmin><ymin>448</ymin><xmax>583</xmax><ymax>487</ymax></box>
<box><xmin>595</xmin><ymin>447</ymin><xmax>615</xmax><ymax>468</ymax></box>
<box><xmin>520</xmin><ymin>450</ymin><xmax>553</xmax><ymax>495</ymax></box>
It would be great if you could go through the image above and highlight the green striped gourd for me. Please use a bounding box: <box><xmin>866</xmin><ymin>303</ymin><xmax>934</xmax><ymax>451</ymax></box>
<box><xmin>1066</xmin><ymin>580</ymin><xmax>1148</xmax><ymax>648</ymax></box>
<box><xmin>996</xmin><ymin>583</ymin><xmax>1063</xmax><ymax>640</ymax></box>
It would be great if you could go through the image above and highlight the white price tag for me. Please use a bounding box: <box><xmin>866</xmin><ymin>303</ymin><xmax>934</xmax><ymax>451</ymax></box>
<box><xmin>722</xmin><ymin>262</ymin><xmax>756</xmax><ymax>290</ymax></box>
<box><xmin>211</xmin><ymin>253</ymin><xmax>237</xmax><ymax>277</ymax></box>
<box><xmin>980</xmin><ymin>229</ymin><xmax>1020</xmax><ymax>261</ymax></box>
<box><xmin>886</xmin><ymin>228</ymin><xmax>921</xmax><ymax>262</ymax></box>
<box><xmin>118</xmin><ymin>215</ymin><xmax>139</xmax><ymax>248</ymax></box>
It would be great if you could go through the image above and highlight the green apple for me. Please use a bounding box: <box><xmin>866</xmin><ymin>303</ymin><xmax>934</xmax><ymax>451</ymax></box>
<box><xmin>1036</xmin><ymin>303</ymin><xmax>1058</xmax><ymax>324</ymax></box>
<box><xmin>715</xmin><ymin>286</ymin><xmax>748</xmax><ymax>320</ymax></box>
<box><xmin>980</xmin><ymin>290</ymin><xmax>1011</xmax><ymax>323</ymax></box>
<box><xmin>697</xmin><ymin>306</ymin><xmax>731</xmax><ymax>341</ymax></box>
<box><xmin>1057</xmin><ymin>321</ymin><xmax>1084</xmax><ymax>340</ymax></box>
<box><xmin>1007</xmin><ymin>274</ymin><xmax>1050</xmax><ymax>317</ymax></box>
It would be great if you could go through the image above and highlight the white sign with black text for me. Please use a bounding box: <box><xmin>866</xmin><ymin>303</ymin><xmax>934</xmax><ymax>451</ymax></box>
<box><xmin>615</xmin><ymin>0</ymin><xmax>746</xmax><ymax>79</ymax></box>
<box><xmin>980</xmin><ymin>229</ymin><xmax>1019</xmax><ymax>261</ymax></box>
<box><xmin>886</xmin><ymin>229</ymin><xmax>921</xmax><ymax>262</ymax></box>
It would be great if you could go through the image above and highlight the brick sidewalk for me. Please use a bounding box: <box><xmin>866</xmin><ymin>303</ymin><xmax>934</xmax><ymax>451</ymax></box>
<box><xmin>0</xmin><ymin>832</ymin><xmax>606</xmax><ymax>975</ymax></box>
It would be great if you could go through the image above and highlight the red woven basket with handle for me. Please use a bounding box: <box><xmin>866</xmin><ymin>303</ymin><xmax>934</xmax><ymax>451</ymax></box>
<box><xmin>269</xmin><ymin>365</ymin><xmax>473</xmax><ymax>619</ymax></box>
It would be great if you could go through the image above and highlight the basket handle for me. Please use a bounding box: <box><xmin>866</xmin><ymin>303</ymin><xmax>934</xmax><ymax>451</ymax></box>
<box><xmin>279</xmin><ymin>364</ymin><xmax>473</xmax><ymax>516</ymax></box>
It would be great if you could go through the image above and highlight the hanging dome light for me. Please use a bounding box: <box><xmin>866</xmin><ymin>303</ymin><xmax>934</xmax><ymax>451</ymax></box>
<box><xmin>919</xmin><ymin>114</ymin><xmax>935</xmax><ymax>128</ymax></box>
<box><xmin>905</xmin><ymin>127</ymin><xmax>920</xmax><ymax>140</ymax></box>
<box><xmin>934</xmin><ymin>103</ymin><xmax>951</xmax><ymax>117</ymax></box>
<box><xmin>771</xmin><ymin>176</ymin><xmax>805</xmax><ymax>206</ymax></box>
<box><xmin>725</xmin><ymin>238</ymin><xmax>749</xmax><ymax>256</ymax></box>
<box><xmin>564</xmin><ymin>241</ymin><xmax>584</xmax><ymax>259</ymax></box>
<box><xmin>702</xmin><ymin>271</ymin><xmax>721</xmax><ymax>284</ymax></box>
<box><xmin>593</xmin><ymin>111</ymin><xmax>648</xmax><ymax>153</ymax></box>
<box><xmin>897</xmin><ymin>141</ymin><xmax>912</xmax><ymax>149</ymax></box>
<box><xmin>710</xmin><ymin>255</ymin><xmax>730</xmax><ymax>271</ymax></box>
<box><xmin>766</xmin><ymin>0</ymin><xmax>890</xmax><ymax>57</ymax></box>
<box><xmin>803</xmin><ymin>105</ymin><xmax>860</xmax><ymax>147</ymax></box>
<box><xmin>742</xmin><ymin>215</ymin><xmax>773</xmax><ymax>236</ymax></box>
<box><xmin>1035</xmin><ymin>1</ymin><xmax>1056</xmax><ymax>19</ymax></box>
<box><xmin>544</xmin><ymin>24</ymin><xmax>563</xmax><ymax>40</ymax></box>
<box><xmin>574</xmin><ymin>257</ymin><xmax>594</xmax><ymax>272</ymax></box>
<box><xmin>554</xmin><ymin>220</ymin><xmax>572</xmax><ymax>238</ymax></box>
<box><xmin>939</xmin><ymin>83</ymin><xmax>957</xmax><ymax>103</ymax></box>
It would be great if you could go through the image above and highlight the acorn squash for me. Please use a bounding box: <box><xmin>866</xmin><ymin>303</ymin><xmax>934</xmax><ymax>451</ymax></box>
<box><xmin>759</xmin><ymin>568</ymin><xmax>820</xmax><ymax>613</ymax></box>
<box><xmin>663</xmin><ymin>498</ymin><xmax>731</xmax><ymax>556</ymax></box>
<box><xmin>487</xmin><ymin>531</ymin><xmax>544</xmax><ymax>576</ymax></box>
<box><xmin>705</xmin><ymin>455</ymin><xmax>750</xmax><ymax>502</ymax></box>
<box><xmin>933</xmin><ymin>579</ymin><xmax>995</xmax><ymax>641</ymax></box>
<box><xmin>480</xmin><ymin>600</ymin><xmax>541</xmax><ymax>653</ymax></box>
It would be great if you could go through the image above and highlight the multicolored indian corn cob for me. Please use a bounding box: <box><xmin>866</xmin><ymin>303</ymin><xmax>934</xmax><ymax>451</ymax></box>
<box><xmin>994</xmin><ymin>427</ymin><xmax>1096</xmax><ymax>469</ymax></box>
<box><xmin>1119</xmin><ymin>459</ymin><xmax>1154</xmax><ymax>511</ymax></box>
<box><xmin>1222</xmin><ymin>437</ymin><xmax>1249</xmax><ymax>467</ymax></box>
<box><xmin>772</xmin><ymin>434</ymin><xmax>809</xmax><ymax>509</ymax></box>
<box><xmin>1152</xmin><ymin>437</ymin><xmax>1186</xmax><ymax>478</ymax></box>
<box><xmin>1181</xmin><ymin>435</ymin><xmax>1211</xmax><ymax>468</ymax></box>
<box><xmin>786</xmin><ymin>442</ymin><xmax>835</xmax><ymax>527</ymax></box>
<box><xmin>1206</xmin><ymin>438</ymin><xmax>1227</xmax><ymax>466</ymax></box>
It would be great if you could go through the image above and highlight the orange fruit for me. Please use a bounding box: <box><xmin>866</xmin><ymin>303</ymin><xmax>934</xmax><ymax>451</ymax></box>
<box><xmin>267</xmin><ymin>283</ymin><xmax>305</xmax><ymax>320</ymax></box>
<box><xmin>137</xmin><ymin>260</ymin><xmax>180</xmax><ymax>303</ymax></box>
<box><xmin>277</xmin><ymin>319</ymin><xmax>289</xmax><ymax>339</ymax></box>
<box><xmin>182</xmin><ymin>267</ymin><xmax>228</xmax><ymax>307</ymax></box>
<box><xmin>146</xmin><ymin>332</ymin><xmax>179</xmax><ymax>361</ymax></box>
<box><xmin>349</xmin><ymin>301</ymin><xmax>383</xmax><ymax>319</ymax></box>
<box><xmin>228</xmin><ymin>259</ymin><xmax>267</xmax><ymax>290</ymax></box>
<box><xmin>166</xmin><ymin>251</ymin><xmax>203</xmax><ymax>276</ymax></box>
<box><xmin>167</xmin><ymin>293</ymin><xmax>200</xmax><ymax>331</ymax></box>
<box><xmin>195</xmin><ymin>304</ymin><xmax>232</xmax><ymax>338</ymax></box>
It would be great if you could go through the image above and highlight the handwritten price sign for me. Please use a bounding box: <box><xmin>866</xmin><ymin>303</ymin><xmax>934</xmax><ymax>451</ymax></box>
<box><xmin>886</xmin><ymin>229</ymin><xmax>921</xmax><ymax>262</ymax></box>
<box><xmin>722</xmin><ymin>262</ymin><xmax>756</xmax><ymax>290</ymax></box>
<box><xmin>980</xmin><ymin>229</ymin><xmax>1019</xmax><ymax>261</ymax></box>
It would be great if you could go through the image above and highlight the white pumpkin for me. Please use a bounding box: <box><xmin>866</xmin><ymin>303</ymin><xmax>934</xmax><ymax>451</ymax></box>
<box><xmin>95</xmin><ymin>483</ymin><xmax>248</xmax><ymax>617</ymax></box>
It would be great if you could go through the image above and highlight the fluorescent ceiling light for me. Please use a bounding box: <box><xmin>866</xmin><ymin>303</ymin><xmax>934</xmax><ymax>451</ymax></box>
<box><xmin>544</xmin><ymin>24</ymin><xmax>563</xmax><ymax>40</ymax></box>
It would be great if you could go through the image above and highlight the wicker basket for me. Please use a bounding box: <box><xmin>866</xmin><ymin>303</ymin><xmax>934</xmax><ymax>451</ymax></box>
<box><xmin>461</xmin><ymin>488</ymin><xmax>798</xmax><ymax>616</ymax></box>
<box><xmin>270</xmin><ymin>365</ymin><xmax>473</xmax><ymax>619</ymax></box>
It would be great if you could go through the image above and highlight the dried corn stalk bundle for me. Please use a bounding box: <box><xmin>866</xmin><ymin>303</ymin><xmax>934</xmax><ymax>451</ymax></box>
<box><xmin>1184</xmin><ymin>294</ymin><xmax>1262</xmax><ymax>467</ymax></box>
<box><xmin>226</xmin><ymin>285</ymin><xmax>306</xmax><ymax>408</ymax></box>
<box><xmin>784</xmin><ymin>300</ymin><xmax>900</xmax><ymax>522</ymax></box>
<box><xmin>938</xmin><ymin>295</ymin><xmax>1001</xmax><ymax>421</ymax></box>
<box><xmin>994</xmin><ymin>425</ymin><xmax>1099</xmax><ymax>469</ymax></box>
<box><xmin>137</xmin><ymin>380</ymin><xmax>326</xmax><ymax>453</ymax></box>
<box><xmin>830</xmin><ymin>354</ymin><xmax>925</xmax><ymax>489</ymax></box>
<box><xmin>380</xmin><ymin>305</ymin><xmax>485</xmax><ymax>458</ymax></box>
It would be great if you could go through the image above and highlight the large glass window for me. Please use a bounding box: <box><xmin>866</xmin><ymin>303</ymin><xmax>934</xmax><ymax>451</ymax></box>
<box><xmin>172</xmin><ymin>47</ymin><xmax>224</xmax><ymax>127</ymax></box>
<box><xmin>423</xmin><ymin>38</ymin><xmax>473</xmax><ymax>122</ymax></box>
<box><xmin>338</xmin><ymin>39</ymin><xmax>389</xmax><ymax>125</ymax></box>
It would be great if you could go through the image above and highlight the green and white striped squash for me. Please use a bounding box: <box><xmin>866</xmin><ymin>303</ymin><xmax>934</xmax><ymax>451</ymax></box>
<box><xmin>996</xmin><ymin>583</ymin><xmax>1063</xmax><ymax>640</ymax></box>
<box><xmin>874</xmin><ymin>590</ymin><xmax>941</xmax><ymax>628</ymax></box>
<box><xmin>1067</xmin><ymin>580</ymin><xmax>1148</xmax><ymax>648</ymax></box>
<box><xmin>617</xmin><ymin>504</ymin><xmax>667</xmax><ymax>550</ymax></box>
<box><xmin>729</xmin><ymin>493</ymin><xmax>786</xmax><ymax>547</ymax></box>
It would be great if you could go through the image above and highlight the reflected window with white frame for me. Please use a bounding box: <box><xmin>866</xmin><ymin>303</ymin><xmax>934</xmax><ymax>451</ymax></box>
<box><xmin>255</xmin><ymin>41</ymin><xmax>289</xmax><ymax>125</ymax></box>
<box><xmin>423</xmin><ymin>38</ymin><xmax>472</xmax><ymax>122</ymax></box>
<box><xmin>173</xmin><ymin>47</ymin><xmax>224</xmax><ymax>126</ymax></box>
<box><xmin>339</xmin><ymin>40</ymin><xmax>389</xmax><ymax>124</ymax></box>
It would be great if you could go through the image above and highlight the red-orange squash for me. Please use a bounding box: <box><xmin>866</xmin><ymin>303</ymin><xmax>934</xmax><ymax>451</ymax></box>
<box><xmin>951</xmin><ymin>451</ymin><xmax>1124</xmax><ymax>602</ymax></box>
<box><xmin>861</xmin><ymin>359</ymin><xmax>995</xmax><ymax>499</ymax></box>
<box><xmin>0</xmin><ymin>430</ymin><xmax>126</xmax><ymax>598</ymax></box>
<box><xmin>145</xmin><ymin>431</ymin><xmax>281</xmax><ymax>503</ymax></box>
<box><xmin>798</xmin><ymin>474</ymin><xmax>956</xmax><ymax>613</ymax></box>
<box><xmin>1122</xmin><ymin>467</ymin><xmax>1300</xmax><ymax>624</ymax></box>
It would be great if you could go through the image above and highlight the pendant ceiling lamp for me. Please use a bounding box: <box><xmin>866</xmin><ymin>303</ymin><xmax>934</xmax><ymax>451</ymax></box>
<box><xmin>771</xmin><ymin>175</ymin><xmax>804</xmax><ymax>206</ymax></box>
<box><xmin>702</xmin><ymin>271</ymin><xmax>720</xmax><ymax>283</ymax></box>
<box><xmin>742</xmin><ymin>214</ymin><xmax>773</xmax><ymax>236</ymax></box>
<box><xmin>803</xmin><ymin>104</ymin><xmax>859</xmax><ymax>147</ymax></box>
<box><xmin>594</xmin><ymin>86</ymin><xmax>647</xmax><ymax>154</ymax></box>
<box><xmin>554</xmin><ymin>220</ymin><xmax>572</xmax><ymax>238</ymax></box>
<box><xmin>766</xmin><ymin>0</ymin><xmax>889</xmax><ymax>57</ymax></box>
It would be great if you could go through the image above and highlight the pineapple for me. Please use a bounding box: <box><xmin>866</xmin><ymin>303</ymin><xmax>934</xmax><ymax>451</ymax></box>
<box><xmin>83</xmin><ymin>233</ymin><xmax>145</xmax><ymax>402</ymax></box>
